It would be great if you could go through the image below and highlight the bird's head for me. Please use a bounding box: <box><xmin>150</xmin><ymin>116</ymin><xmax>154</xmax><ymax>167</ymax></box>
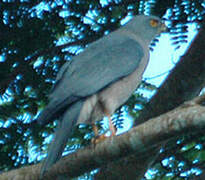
<box><xmin>124</xmin><ymin>15</ymin><xmax>167</xmax><ymax>45</ymax></box>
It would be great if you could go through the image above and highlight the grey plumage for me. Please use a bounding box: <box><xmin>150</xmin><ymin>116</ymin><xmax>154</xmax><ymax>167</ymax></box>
<box><xmin>37</xmin><ymin>34</ymin><xmax>143</xmax><ymax>126</ymax></box>
<box><xmin>38</xmin><ymin>15</ymin><xmax>166</xmax><ymax>178</ymax></box>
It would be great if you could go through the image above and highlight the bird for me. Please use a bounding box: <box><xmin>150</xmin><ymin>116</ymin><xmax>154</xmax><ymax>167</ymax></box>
<box><xmin>37</xmin><ymin>15</ymin><xmax>167</xmax><ymax>178</ymax></box>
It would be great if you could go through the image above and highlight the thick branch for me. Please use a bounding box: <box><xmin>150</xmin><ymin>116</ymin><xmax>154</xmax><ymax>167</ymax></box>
<box><xmin>1</xmin><ymin>95</ymin><xmax>205</xmax><ymax>180</ymax></box>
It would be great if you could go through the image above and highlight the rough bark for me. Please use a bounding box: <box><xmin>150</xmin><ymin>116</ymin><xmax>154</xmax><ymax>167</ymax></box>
<box><xmin>94</xmin><ymin>147</ymin><xmax>160</xmax><ymax>180</ymax></box>
<box><xmin>1</xmin><ymin>95</ymin><xmax>205</xmax><ymax>180</ymax></box>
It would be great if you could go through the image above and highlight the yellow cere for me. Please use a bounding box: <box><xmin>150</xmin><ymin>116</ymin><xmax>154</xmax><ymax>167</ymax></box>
<box><xmin>150</xmin><ymin>19</ymin><xmax>159</xmax><ymax>27</ymax></box>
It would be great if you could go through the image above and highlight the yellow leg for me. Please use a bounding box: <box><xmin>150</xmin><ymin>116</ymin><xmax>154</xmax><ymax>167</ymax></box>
<box><xmin>92</xmin><ymin>124</ymin><xmax>99</xmax><ymax>137</ymax></box>
<box><xmin>91</xmin><ymin>113</ymin><xmax>116</xmax><ymax>144</ymax></box>
<box><xmin>91</xmin><ymin>124</ymin><xmax>106</xmax><ymax>144</ymax></box>
<box><xmin>108</xmin><ymin>115</ymin><xmax>116</xmax><ymax>136</ymax></box>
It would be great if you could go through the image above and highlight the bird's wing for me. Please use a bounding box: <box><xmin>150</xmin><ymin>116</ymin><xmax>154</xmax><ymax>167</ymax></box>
<box><xmin>37</xmin><ymin>31</ymin><xmax>144</xmax><ymax>125</ymax></box>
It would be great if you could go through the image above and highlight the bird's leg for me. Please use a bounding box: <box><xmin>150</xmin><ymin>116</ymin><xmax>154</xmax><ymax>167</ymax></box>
<box><xmin>92</xmin><ymin>124</ymin><xmax>101</xmax><ymax>137</ymax></box>
<box><xmin>91</xmin><ymin>111</ymin><xmax>116</xmax><ymax>144</ymax></box>
<box><xmin>91</xmin><ymin>124</ymin><xmax>107</xmax><ymax>144</ymax></box>
<box><xmin>108</xmin><ymin>116</ymin><xmax>116</xmax><ymax>136</ymax></box>
<box><xmin>106</xmin><ymin>113</ymin><xmax>116</xmax><ymax>136</ymax></box>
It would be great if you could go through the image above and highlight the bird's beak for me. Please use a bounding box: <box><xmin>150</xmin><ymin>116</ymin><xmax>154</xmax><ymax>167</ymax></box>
<box><xmin>159</xmin><ymin>22</ymin><xmax>168</xmax><ymax>33</ymax></box>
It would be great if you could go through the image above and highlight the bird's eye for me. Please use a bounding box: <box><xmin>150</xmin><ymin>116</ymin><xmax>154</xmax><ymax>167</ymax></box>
<box><xmin>150</xmin><ymin>19</ymin><xmax>159</xmax><ymax>27</ymax></box>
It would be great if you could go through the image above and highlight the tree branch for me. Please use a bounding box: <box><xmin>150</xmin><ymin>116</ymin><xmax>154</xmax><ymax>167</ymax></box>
<box><xmin>1</xmin><ymin>95</ymin><xmax>205</xmax><ymax>180</ymax></box>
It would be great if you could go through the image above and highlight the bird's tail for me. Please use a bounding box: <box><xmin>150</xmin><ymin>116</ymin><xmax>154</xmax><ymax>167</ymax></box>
<box><xmin>40</xmin><ymin>100</ymin><xmax>83</xmax><ymax>179</ymax></box>
<box><xmin>37</xmin><ymin>96</ymin><xmax>79</xmax><ymax>126</ymax></box>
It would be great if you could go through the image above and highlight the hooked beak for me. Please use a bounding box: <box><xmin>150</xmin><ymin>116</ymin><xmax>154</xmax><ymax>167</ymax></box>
<box><xmin>159</xmin><ymin>22</ymin><xmax>168</xmax><ymax>33</ymax></box>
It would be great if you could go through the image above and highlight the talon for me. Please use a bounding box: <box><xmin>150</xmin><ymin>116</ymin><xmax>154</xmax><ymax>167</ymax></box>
<box><xmin>91</xmin><ymin>115</ymin><xmax>117</xmax><ymax>145</ymax></box>
<box><xmin>91</xmin><ymin>134</ymin><xmax>107</xmax><ymax>144</ymax></box>
<box><xmin>91</xmin><ymin>124</ymin><xmax>107</xmax><ymax>144</ymax></box>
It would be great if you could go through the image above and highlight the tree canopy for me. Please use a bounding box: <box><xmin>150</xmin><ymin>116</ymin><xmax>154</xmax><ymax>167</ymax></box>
<box><xmin>1</xmin><ymin>0</ymin><xmax>205</xmax><ymax>179</ymax></box>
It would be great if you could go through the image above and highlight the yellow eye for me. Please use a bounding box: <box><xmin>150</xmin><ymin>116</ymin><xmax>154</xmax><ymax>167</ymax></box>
<box><xmin>150</xmin><ymin>19</ymin><xmax>159</xmax><ymax>27</ymax></box>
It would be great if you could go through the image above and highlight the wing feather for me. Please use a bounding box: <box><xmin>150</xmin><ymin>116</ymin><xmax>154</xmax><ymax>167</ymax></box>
<box><xmin>37</xmin><ymin>32</ymin><xmax>144</xmax><ymax>125</ymax></box>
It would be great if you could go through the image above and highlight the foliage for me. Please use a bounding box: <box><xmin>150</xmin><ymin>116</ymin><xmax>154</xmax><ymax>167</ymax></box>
<box><xmin>0</xmin><ymin>0</ymin><xmax>205</xmax><ymax>179</ymax></box>
<box><xmin>148</xmin><ymin>133</ymin><xmax>205</xmax><ymax>179</ymax></box>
